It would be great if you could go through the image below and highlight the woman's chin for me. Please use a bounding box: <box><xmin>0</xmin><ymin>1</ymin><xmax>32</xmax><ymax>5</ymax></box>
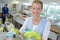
<box><xmin>33</xmin><ymin>15</ymin><xmax>39</xmax><ymax>18</ymax></box>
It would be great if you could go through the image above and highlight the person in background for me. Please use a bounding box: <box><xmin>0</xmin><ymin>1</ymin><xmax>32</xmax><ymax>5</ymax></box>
<box><xmin>2</xmin><ymin>4</ymin><xmax>9</xmax><ymax>24</ymax></box>
<box><xmin>19</xmin><ymin>0</ymin><xmax>51</xmax><ymax>40</ymax></box>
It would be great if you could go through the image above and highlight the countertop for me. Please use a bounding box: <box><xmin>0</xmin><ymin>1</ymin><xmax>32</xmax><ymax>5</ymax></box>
<box><xmin>0</xmin><ymin>32</ymin><xmax>24</xmax><ymax>40</ymax></box>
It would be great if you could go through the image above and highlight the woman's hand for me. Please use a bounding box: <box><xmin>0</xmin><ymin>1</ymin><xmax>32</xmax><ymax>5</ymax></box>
<box><xmin>40</xmin><ymin>37</ymin><xmax>44</xmax><ymax>40</ymax></box>
<box><xmin>40</xmin><ymin>38</ymin><xmax>44</xmax><ymax>40</ymax></box>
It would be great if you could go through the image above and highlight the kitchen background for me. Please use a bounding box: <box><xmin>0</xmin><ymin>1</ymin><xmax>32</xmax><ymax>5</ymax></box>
<box><xmin>0</xmin><ymin>0</ymin><xmax>60</xmax><ymax>40</ymax></box>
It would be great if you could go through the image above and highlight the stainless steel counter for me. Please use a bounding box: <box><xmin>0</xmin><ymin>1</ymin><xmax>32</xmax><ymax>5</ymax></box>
<box><xmin>0</xmin><ymin>32</ymin><xmax>24</xmax><ymax>40</ymax></box>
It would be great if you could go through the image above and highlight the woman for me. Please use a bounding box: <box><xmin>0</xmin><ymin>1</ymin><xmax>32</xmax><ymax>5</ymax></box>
<box><xmin>19</xmin><ymin>0</ymin><xmax>51</xmax><ymax>40</ymax></box>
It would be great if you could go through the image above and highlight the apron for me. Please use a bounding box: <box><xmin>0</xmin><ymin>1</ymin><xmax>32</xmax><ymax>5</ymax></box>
<box><xmin>26</xmin><ymin>17</ymin><xmax>47</xmax><ymax>36</ymax></box>
<box><xmin>24</xmin><ymin>17</ymin><xmax>47</xmax><ymax>40</ymax></box>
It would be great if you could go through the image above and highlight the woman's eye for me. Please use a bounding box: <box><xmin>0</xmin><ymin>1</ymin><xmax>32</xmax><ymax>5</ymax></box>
<box><xmin>37</xmin><ymin>8</ymin><xmax>40</xmax><ymax>10</ymax></box>
<box><xmin>33</xmin><ymin>8</ymin><xmax>35</xmax><ymax>10</ymax></box>
<box><xmin>32</xmin><ymin>7</ymin><xmax>40</xmax><ymax>10</ymax></box>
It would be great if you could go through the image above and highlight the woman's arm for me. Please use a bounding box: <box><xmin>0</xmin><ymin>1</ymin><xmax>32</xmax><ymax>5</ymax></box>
<box><xmin>19</xmin><ymin>18</ymin><xmax>29</xmax><ymax>34</ymax></box>
<box><xmin>42</xmin><ymin>21</ymin><xmax>51</xmax><ymax>40</ymax></box>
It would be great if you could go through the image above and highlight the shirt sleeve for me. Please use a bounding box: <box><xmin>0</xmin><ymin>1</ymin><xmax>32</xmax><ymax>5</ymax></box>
<box><xmin>42</xmin><ymin>21</ymin><xmax>51</xmax><ymax>40</ymax></box>
<box><xmin>7</xmin><ymin>8</ymin><xmax>9</xmax><ymax>14</ymax></box>
<box><xmin>19</xmin><ymin>18</ymin><xmax>29</xmax><ymax>34</ymax></box>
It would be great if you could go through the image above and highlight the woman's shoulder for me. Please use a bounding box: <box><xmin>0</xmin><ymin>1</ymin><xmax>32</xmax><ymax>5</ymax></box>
<box><xmin>42</xmin><ymin>17</ymin><xmax>51</xmax><ymax>24</ymax></box>
<box><xmin>43</xmin><ymin>17</ymin><xmax>51</xmax><ymax>25</ymax></box>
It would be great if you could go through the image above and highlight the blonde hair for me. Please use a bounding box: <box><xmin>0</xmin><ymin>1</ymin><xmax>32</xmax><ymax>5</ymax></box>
<box><xmin>32</xmin><ymin>0</ymin><xmax>43</xmax><ymax>10</ymax></box>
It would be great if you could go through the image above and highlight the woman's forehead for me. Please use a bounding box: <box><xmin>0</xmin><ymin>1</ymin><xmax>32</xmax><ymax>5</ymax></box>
<box><xmin>32</xmin><ymin>3</ymin><xmax>41</xmax><ymax>7</ymax></box>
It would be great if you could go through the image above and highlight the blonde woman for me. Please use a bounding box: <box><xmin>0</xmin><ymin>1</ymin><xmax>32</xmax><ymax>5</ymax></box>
<box><xmin>19</xmin><ymin>0</ymin><xmax>51</xmax><ymax>40</ymax></box>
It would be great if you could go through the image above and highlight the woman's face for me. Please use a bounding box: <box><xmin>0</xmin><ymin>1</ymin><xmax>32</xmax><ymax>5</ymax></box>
<box><xmin>32</xmin><ymin>3</ymin><xmax>42</xmax><ymax>17</ymax></box>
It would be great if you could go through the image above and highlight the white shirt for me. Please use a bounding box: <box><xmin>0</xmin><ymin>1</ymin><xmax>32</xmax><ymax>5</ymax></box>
<box><xmin>32</xmin><ymin>24</ymin><xmax>37</xmax><ymax>31</ymax></box>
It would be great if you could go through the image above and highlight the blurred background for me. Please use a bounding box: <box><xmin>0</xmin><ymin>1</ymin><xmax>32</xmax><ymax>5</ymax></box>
<box><xmin>0</xmin><ymin>0</ymin><xmax>60</xmax><ymax>40</ymax></box>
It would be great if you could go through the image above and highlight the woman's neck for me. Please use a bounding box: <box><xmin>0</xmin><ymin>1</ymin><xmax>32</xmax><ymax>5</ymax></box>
<box><xmin>33</xmin><ymin>16</ymin><xmax>41</xmax><ymax>21</ymax></box>
<box><xmin>32</xmin><ymin>16</ymin><xmax>41</xmax><ymax>25</ymax></box>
